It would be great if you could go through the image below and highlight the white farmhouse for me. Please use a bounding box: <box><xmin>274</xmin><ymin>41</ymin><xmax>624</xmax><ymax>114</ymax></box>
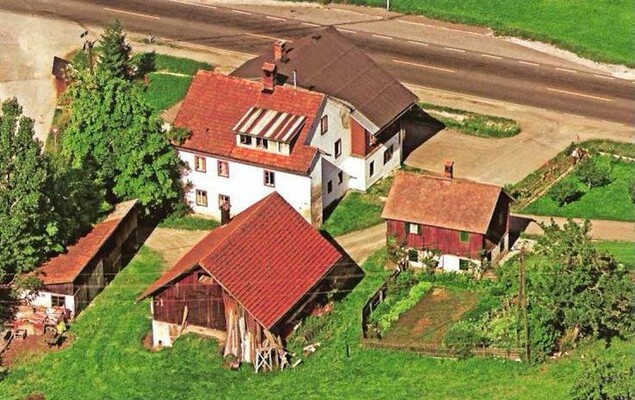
<box><xmin>173</xmin><ymin>27</ymin><xmax>417</xmax><ymax>226</ymax></box>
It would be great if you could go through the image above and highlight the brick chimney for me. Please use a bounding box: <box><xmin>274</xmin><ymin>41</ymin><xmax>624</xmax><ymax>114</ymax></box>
<box><xmin>444</xmin><ymin>160</ymin><xmax>454</xmax><ymax>179</ymax></box>
<box><xmin>262</xmin><ymin>62</ymin><xmax>276</xmax><ymax>92</ymax></box>
<box><xmin>273</xmin><ymin>40</ymin><xmax>286</xmax><ymax>61</ymax></box>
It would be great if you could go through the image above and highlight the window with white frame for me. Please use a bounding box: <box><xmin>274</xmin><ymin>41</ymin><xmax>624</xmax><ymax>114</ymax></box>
<box><xmin>195</xmin><ymin>190</ymin><xmax>208</xmax><ymax>207</ymax></box>
<box><xmin>369</xmin><ymin>161</ymin><xmax>375</xmax><ymax>177</ymax></box>
<box><xmin>217</xmin><ymin>160</ymin><xmax>229</xmax><ymax>177</ymax></box>
<box><xmin>327</xmin><ymin>180</ymin><xmax>333</xmax><ymax>194</ymax></box>
<box><xmin>264</xmin><ymin>170</ymin><xmax>275</xmax><ymax>187</ymax></box>
<box><xmin>51</xmin><ymin>294</ymin><xmax>65</xmax><ymax>307</ymax></box>
<box><xmin>406</xmin><ymin>222</ymin><xmax>420</xmax><ymax>235</ymax></box>
<box><xmin>218</xmin><ymin>194</ymin><xmax>230</xmax><ymax>208</ymax></box>
<box><xmin>337</xmin><ymin>171</ymin><xmax>343</xmax><ymax>185</ymax></box>
<box><xmin>194</xmin><ymin>156</ymin><xmax>206</xmax><ymax>172</ymax></box>
<box><xmin>256</xmin><ymin>137</ymin><xmax>269</xmax><ymax>149</ymax></box>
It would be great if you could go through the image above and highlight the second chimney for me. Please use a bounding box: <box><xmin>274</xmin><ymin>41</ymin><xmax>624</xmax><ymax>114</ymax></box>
<box><xmin>444</xmin><ymin>160</ymin><xmax>454</xmax><ymax>179</ymax></box>
<box><xmin>273</xmin><ymin>40</ymin><xmax>286</xmax><ymax>61</ymax></box>
<box><xmin>262</xmin><ymin>62</ymin><xmax>277</xmax><ymax>92</ymax></box>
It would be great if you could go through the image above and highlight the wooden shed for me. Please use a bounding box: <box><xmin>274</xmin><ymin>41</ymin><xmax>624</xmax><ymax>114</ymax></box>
<box><xmin>138</xmin><ymin>193</ymin><xmax>360</xmax><ymax>365</ymax></box>
<box><xmin>26</xmin><ymin>200</ymin><xmax>138</xmax><ymax>315</ymax></box>
<box><xmin>382</xmin><ymin>165</ymin><xmax>513</xmax><ymax>271</ymax></box>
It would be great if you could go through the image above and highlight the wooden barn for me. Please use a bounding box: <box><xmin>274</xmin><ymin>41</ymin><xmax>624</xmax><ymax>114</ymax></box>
<box><xmin>382</xmin><ymin>163</ymin><xmax>513</xmax><ymax>271</ymax></box>
<box><xmin>138</xmin><ymin>192</ymin><xmax>360</xmax><ymax>366</ymax></box>
<box><xmin>25</xmin><ymin>200</ymin><xmax>138</xmax><ymax>316</ymax></box>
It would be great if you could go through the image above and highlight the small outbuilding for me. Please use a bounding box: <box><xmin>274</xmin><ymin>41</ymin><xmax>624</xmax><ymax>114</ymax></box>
<box><xmin>382</xmin><ymin>163</ymin><xmax>513</xmax><ymax>271</ymax></box>
<box><xmin>24</xmin><ymin>200</ymin><xmax>138</xmax><ymax>316</ymax></box>
<box><xmin>138</xmin><ymin>192</ymin><xmax>360</xmax><ymax>365</ymax></box>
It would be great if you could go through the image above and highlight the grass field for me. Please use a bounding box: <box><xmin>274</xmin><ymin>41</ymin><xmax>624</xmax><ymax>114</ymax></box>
<box><xmin>1</xmin><ymin>247</ymin><xmax>632</xmax><ymax>399</ymax></box>
<box><xmin>522</xmin><ymin>155</ymin><xmax>635</xmax><ymax>221</ymax></box>
<box><xmin>421</xmin><ymin>103</ymin><xmax>520</xmax><ymax>138</ymax></box>
<box><xmin>322</xmin><ymin>175</ymin><xmax>393</xmax><ymax>237</ymax></box>
<box><xmin>141</xmin><ymin>53</ymin><xmax>213</xmax><ymax>112</ymax></box>
<box><xmin>320</xmin><ymin>0</ymin><xmax>634</xmax><ymax>66</ymax></box>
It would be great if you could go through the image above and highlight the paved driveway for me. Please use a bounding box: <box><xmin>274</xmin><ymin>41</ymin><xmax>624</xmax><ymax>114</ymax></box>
<box><xmin>405</xmin><ymin>86</ymin><xmax>635</xmax><ymax>186</ymax></box>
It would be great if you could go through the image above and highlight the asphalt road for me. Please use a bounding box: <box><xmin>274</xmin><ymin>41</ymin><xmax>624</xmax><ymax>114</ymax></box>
<box><xmin>2</xmin><ymin>0</ymin><xmax>633</xmax><ymax>125</ymax></box>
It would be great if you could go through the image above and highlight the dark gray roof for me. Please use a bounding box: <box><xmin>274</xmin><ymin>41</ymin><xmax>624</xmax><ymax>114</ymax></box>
<box><xmin>231</xmin><ymin>26</ymin><xmax>417</xmax><ymax>131</ymax></box>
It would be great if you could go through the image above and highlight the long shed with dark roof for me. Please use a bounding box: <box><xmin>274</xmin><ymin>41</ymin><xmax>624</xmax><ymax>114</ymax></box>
<box><xmin>138</xmin><ymin>192</ymin><xmax>361</xmax><ymax>365</ymax></box>
<box><xmin>26</xmin><ymin>200</ymin><xmax>139</xmax><ymax>315</ymax></box>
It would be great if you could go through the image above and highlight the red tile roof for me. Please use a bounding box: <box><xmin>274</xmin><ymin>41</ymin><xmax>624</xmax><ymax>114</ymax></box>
<box><xmin>382</xmin><ymin>172</ymin><xmax>510</xmax><ymax>234</ymax></box>
<box><xmin>138</xmin><ymin>193</ymin><xmax>343</xmax><ymax>329</ymax></box>
<box><xmin>174</xmin><ymin>71</ymin><xmax>325</xmax><ymax>175</ymax></box>
<box><xmin>37</xmin><ymin>200</ymin><xmax>138</xmax><ymax>285</ymax></box>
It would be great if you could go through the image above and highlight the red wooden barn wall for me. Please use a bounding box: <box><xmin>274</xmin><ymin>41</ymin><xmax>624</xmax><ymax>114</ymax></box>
<box><xmin>387</xmin><ymin>220</ymin><xmax>484</xmax><ymax>259</ymax></box>
<box><xmin>153</xmin><ymin>267</ymin><xmax>226</xmax><ymax>330</ymax></box>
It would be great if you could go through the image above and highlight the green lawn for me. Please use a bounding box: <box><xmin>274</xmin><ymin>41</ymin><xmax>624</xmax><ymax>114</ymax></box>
<box><xmin>157</xmin><ymin>213</ymin><xmax>220</xmax><ymax>230</ymax></box>
<box><xmin>140</xmin><ymin>53</ymin><xmax>213</xmax><ymax>112</ymax></box>
<box><xmin>2</xmin><ymin>247</ymin><xmax>632</xmax><ymax>399</ymax></box>
<box><xmin>420</xmin><ymin>103</ymin><xmax>520</xmax><ymax>138</ymax></box>
<box><xmin>317</xmin><ymin>0</ymin><xmax>634</xmax><ymax>66</ymax></box>
<box><xmin>596</xmin><ymin>241</ymin><xmax>635</xmax><ymax>270</ymax></box>
<box><xmin>522</xmin><ymin>156</ymin><xmax>635</xmax><ymax>221</ymax></box>
<box><xmin>322</xmin><ymin>175</ymin><xmax>393</xmax><ymax>237</ymax></box>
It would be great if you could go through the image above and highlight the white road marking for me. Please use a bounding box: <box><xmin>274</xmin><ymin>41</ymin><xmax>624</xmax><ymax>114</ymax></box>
<box><xmin>103</xmin><ymin>7</ymin><xmax>161</xmax><ymax>20</ymax></box>
<box><xmin>266</xmin><ymin>16</ymin><xmax>286</xmax><ymax>21</ymax></box>
<box><xmin>444</xmin><ymin>47</ymin><xmax>466</xmax><ymax>53</ymax></box>
<box><xmin>396</xmin><ymin>19</ymin><xmax>488</xmax><ymax>36</ymax></box>
<box><xmin>373</xmin><ymin>34</ymin><xmax>393</xmax><ymax>40</ymax></box>
<box><xmin>393</xmin><ymin>59</ymin><xmax>455</xmax><ymax>73</ymax></box>
<box><xmin>338</xmin><ymin>29</ymin><xmax>357</xmax><ymax>34</ymax></box>
<box><xmin>170</xmin><ymin>40</ymin><xmax>256</xmax><ymax>57</ymax></box>
<box><xmin>546</xmin><ymin>87</ymin><xmax>612</xmax><ymax>102</ymax></box>
<box><xmin>481</xmin><ymin>54</ymin><xmax>502</xmax><ymax>60</ymax></box>
<box><xmin>593</xmin><ymin>74</ymin><xmax>615</xmax><ymax>80</ymax></box>
<box><xmin>246</xmin><ymin>32</ymin><xmax>285</xmax><ymax>41</ymax></box>
<box><xmin>331</xmin><ymin>8</ymin><xmax>379</xmax><ymax>18</ymax></box>
<box><xmin>232</xmin><ymin>10</ymin><xmax>251</xmax><ymax>15</ymax></box>
<box><xmin>301</xmin><ymin>22</ymin><xmax>320</xmax><ymax>27</ymax></box>
<box><xmin>556</xmin><ymin>67</ymin><xmax>578</xmax><ymax>74</ymax></box>
<box><xmin>167</xmin><ymin>0</ymin><xmax>217</xmax><ymax>9</ymax></box>
<box><xmin>408</xmin><ymin>40</ymin><xmax>428</xmax><ymax>46</ymax></box>
<box><xmin>518</xmin><ymin>60</ymin><xmax>540</xmax><ymax>67</ymax></box>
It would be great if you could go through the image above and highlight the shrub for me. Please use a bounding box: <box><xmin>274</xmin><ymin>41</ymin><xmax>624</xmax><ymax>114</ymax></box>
<box><xmin>443</xmin><ymin>321</ymin><xmax>487</xmax><ymax>359</ymax></box>
<box><xmin>570</xmin><ymin>356</ymin><xmax>635</xmax><ymax>400</ymax></box>
<box><xmin>630</xmin><ymin>180</ymin><xmax>635</xmax><ymax>204</ymax></box>
<box><xmin>576</xmin><ymin>157</ymin><xmax>611</xmax><ymax>189</ymax></box>
<box><xmin>549</xmin><ymin>180</ymin><xmax>582</xmax><ymax>206</ymax></box>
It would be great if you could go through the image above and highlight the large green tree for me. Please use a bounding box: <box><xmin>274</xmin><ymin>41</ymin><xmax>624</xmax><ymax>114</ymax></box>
<box><xmin>63</xmin><ymin>21</ymin><xmax>183</xmax><ymax>213</ymax></box>
<box><xmin>0</xmin><ymin>98</ymin><xmax>61</xmax><ymax>279</ymax></box>
<box><xmin>528</xmin><ymin>220</ymin><xmax>634</xmax><ymax>358</ymax></box>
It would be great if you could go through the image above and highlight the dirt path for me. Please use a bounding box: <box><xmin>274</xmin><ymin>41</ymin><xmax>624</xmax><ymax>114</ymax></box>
<box><xmin>514</xmin><ymin>214</ymin><xmax>635</xmax><ymax>242</ymax></box>
<box><xmin>334</xmin><ymin>223</ymin><xmax>386</xmax><ymax>265</ymax></box>
<box><xmin>383</xmin><ymin>287</ymin><xmax>478</xmax><ymax>346</ymax></box>
<box><xmin>143</xmin><ymin>227</ymin><xmax>210</xmax><ymax>269</ymax></box>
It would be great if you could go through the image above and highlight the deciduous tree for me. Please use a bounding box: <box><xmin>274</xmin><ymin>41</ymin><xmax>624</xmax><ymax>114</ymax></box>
<box><xmin>0</xmin><ymin>98</ymin><xmax>60</xmax><ymax>279</ymax></box>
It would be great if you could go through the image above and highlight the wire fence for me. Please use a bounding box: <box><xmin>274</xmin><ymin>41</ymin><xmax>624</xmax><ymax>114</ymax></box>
<box><xmin>362</xmin><ymin>339</ymin><xmax>524</xmax><ymax>361</ymax></box>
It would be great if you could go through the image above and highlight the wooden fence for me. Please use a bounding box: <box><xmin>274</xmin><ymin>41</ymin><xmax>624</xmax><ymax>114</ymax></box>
<box><xmin>361</xmin><ymin>266</ymin><xmax>403</xmax><ymax>339</ymax></box>
<box><xmin>362</xmin><ymin>339</ymin><xmax>524</xmax><ymax>361</ymax></box>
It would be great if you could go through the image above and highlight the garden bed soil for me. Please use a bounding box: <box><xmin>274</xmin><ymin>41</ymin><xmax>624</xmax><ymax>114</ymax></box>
<box><xmin>1</xmin><ymin>333</ymin><xmax>73</xmax><ymax>368</ymax></box>
<box><xmin>382</xmin><ymin>287</ymin><xmax>478</xmax><ymax>346</ymax></box>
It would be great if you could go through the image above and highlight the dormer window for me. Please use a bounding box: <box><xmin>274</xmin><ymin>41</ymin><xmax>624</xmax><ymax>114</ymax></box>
<box><xmin>233</xmin><ymin>107</ymin><xmax>306</xmax><ymax>156</ymax></box>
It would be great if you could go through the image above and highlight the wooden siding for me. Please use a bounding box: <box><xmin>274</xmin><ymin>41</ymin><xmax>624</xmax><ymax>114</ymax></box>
<box><xmin>72</xmin><ymin>206</ymin><xmax>138</xmax><ymax>314</ymax></box>
<box><xmin>153</xmin><ymin>267</ymin><xmax>226</xmax><ymax>331</ymax></box>
<box><xmin>387</xmin><ymin>219</ymin><xmax>484</xmax><ymax>259</ymax></box>
<box><xmin>484</xmin><ymin>193</ymin><xmax>511</xmax><ymax>248</ymax></box>
<box><xmin>350</xmin><ymin>117</ymin><xmax>369</xmax><ymax>157</ymax></box>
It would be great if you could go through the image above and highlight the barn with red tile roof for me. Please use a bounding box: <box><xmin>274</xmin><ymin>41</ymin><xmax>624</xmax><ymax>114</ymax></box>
<box><xmin>138</xmin><ymin>193</ymin><xmax>361</xmax><ymax>366</ymax></box>
<box><xmin>382</xmin><ymin>165</ymin><xmax>513</xmax><ymax>271</ymax></box>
